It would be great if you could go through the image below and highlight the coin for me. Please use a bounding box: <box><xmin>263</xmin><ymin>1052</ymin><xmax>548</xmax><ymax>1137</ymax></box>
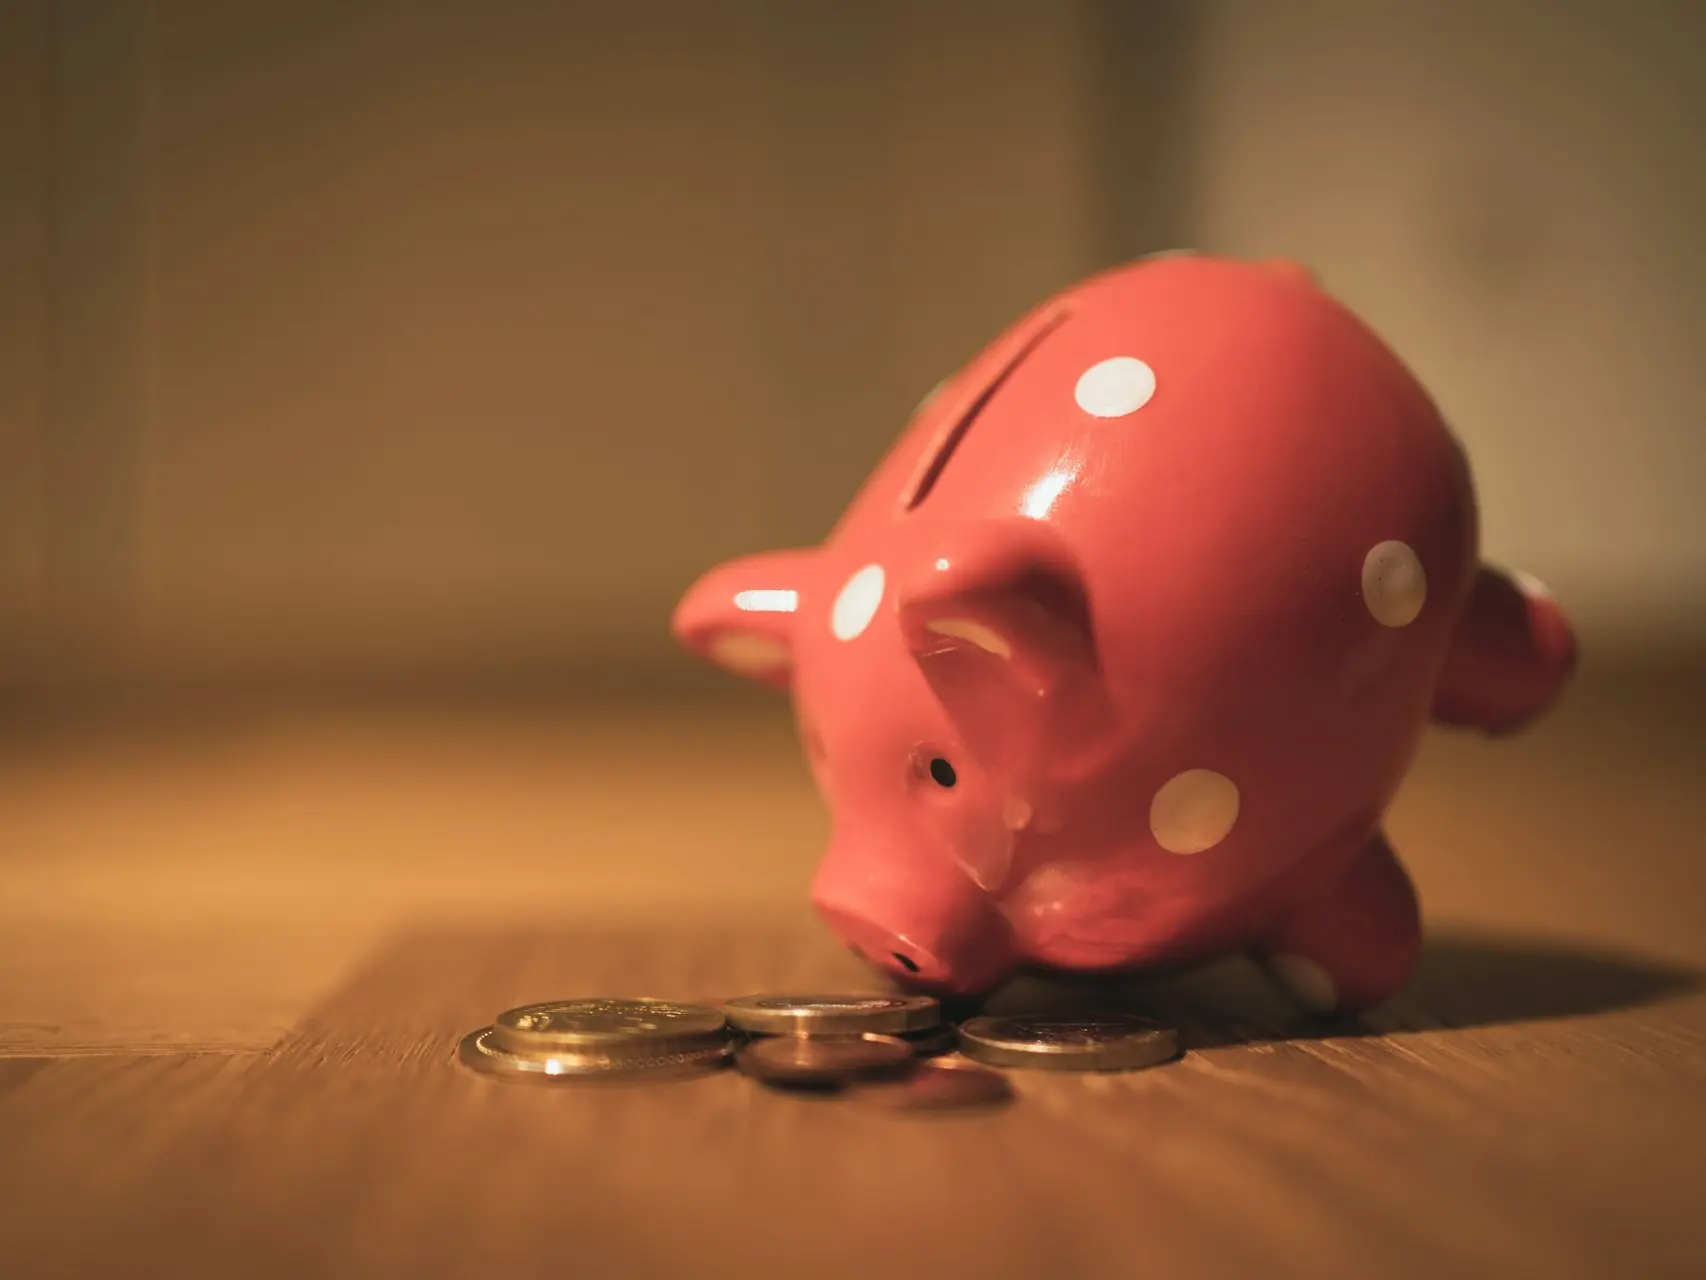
<box><xmin>457</xmin><ymin>1027</ymin><xmax>733</xmax><ymax>1083</ymax></box>
<box><xmin>854</xmin><ymin>1058</ymin><xmax>1014</xmax><ymax>1111</ymax></box>
<box><xmin>956</xmin><ymin>1011</ymin><xmax>1179</xmax><ymax>1072</ymax></box>
<box><xmin>490</xmin><ymin>997</ymin><xmax>729</xmax><ymax>1060</ymax></box>
<box><xmin>723</xmin><ymin>993</ymin><xmax>940</xmax><ymax>1036</ymax></box>
<box><xmin>736</xmin><ymin>1033</ymin><xmax>914</xmax><ymax>1087</ymax></box>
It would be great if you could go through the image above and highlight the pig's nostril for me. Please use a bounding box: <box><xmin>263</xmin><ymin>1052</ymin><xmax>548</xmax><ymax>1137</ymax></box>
<box><xmin>892</xmin><ymin>952</ymin><xmax>920</xmax><ymax>973</ymax></box>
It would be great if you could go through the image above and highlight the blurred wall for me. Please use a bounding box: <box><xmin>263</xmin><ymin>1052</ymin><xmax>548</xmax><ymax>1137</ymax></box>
<box><xmin>0</xmin><ymin>0</ymin><xmax>1700</xmax><ymax>701</ymax></box>
<box><xmin>0</xmin><ymin>0</ymin><xmax>1156</xmax><ymax>697</ymax></box>
<box><xmin>1189</xmin><ymin>0</ymin><xmax>1706</xmax><ymax>653</ymax></box>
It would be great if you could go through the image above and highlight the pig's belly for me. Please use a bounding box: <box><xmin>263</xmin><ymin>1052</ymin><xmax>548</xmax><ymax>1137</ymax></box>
<box><xmin>998</xmin><ymin>829</ymin><xmax>1366</xmax><ymax>975</ymax></box>
<box><xmin>1006</xmin><ymin>901</ymin><xmax>1262</xmax><ymax>975</ymax></box>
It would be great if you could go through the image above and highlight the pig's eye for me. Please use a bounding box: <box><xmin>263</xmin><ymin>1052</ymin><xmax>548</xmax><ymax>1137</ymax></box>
<box><xmin>927</xmin><ymin>757</ymin><xmax>958</xmax><ymax>788</ymax></box>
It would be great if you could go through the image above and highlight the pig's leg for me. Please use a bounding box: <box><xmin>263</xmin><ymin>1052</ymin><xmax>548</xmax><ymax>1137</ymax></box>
<box><xmin>1252</xmin><ymin>830</ymin><xmax>1421</xmax><ymax>1015</ymax></box>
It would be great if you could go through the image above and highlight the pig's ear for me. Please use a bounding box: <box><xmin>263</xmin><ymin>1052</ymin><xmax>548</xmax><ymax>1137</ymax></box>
<box><xmin>672</xmin><ymin>549</ymin><xmax>816</xmax><ymax>690</ymax></box>
<box><xmin>1258</xmin><ymin>257</ymin><xmax>1319</xmax><ymax>286</ymax></box>
<box><xmin>895</xmin><ymin>520</ymin><xmax>1106</xmax><ymax>773</ymax></box>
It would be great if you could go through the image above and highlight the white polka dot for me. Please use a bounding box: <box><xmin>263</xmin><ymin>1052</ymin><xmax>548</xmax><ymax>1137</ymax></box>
<box><xmin>708</xmin><ymin>632</ymin><xmax>791</xmax><ymax>675</ymax></box>
<box><xmin>1512</xmin><ymin>569</ymin><xmax>1552</xmax><ymax>601</ymax></box>
<box><xmin>831</xmin><ymin>564</ymin><xmax>886</xmax><ymax>641</ymax></box>
<box><xmin>1268</xmin><ymin>953</ymin><xmax>1338</xmax><ymax>1013</ymax></box>
<box><xmin>1149</xmin><ymin>769</ymin><xmax>1240</xmax><ymax>854</ymax></box>
<box><xmin>1074</xmin><ymin>357</ymin><xmax>1157</xmax><ymax>418</ymax></box>
<box><xmin>1362</xmin><ymin>540</ymin><xmax>1427</xmax><ymax>628</ymax></box>
<box><xmin>925</xmin><ymin>617</ymin><xmax>1012</xmax><ymax>659</ymax></box>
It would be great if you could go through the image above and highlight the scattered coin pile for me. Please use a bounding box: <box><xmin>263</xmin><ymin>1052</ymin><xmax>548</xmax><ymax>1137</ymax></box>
<box><xmin>458</xmin><ymin>994</ymin><xmax>1180</xmax><ymax>1109</ymax></box>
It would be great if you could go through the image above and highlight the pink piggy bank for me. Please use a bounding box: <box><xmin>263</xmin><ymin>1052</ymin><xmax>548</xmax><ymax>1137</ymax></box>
<box><xmin>672</xmin><ymin>255</ymin><xmax>1576</xmax><ymax>1013</ymax></box>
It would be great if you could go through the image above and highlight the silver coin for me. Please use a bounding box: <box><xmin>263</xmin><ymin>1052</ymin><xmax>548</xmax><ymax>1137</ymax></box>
<box><xmin>457</xmin><ymin>1027</ymin><xmax>732</xmax><ymax>1083</ymax></box>
<box><xmin>490</xmin><ymin>997</ymin><xmax>728</xmax><ymax>1059</ymax></box>
<box><xmin>854</xmin><ymin>1057</ymin><xmax>1015</xmax><ymax>1111</ymax></box>
<box><xmin>723</xmin><ymin>993</ymin><xmax>940</xmax><ymax>1036</ymax></box>
<box><xmin>736</xmin><ymin>1033</ymin><xmax>914</xmax><ymax>1087</ymax></box>
<box><xmin>956</xmin><ymin>1011</ymin><xmax>1179</xmax><ymax>1072</ymax></box>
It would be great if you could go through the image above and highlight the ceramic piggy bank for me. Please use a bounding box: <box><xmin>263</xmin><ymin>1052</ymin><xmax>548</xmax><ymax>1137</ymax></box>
<box><xmin>672</xmin><ymin>254</ymin><xmax>1576</xmax><ymax>1013</ymax></box>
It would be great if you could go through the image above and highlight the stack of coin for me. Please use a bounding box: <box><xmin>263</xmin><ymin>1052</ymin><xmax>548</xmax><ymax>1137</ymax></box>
<box><xmin>722</xmin><ymin>993</ymin><xmax>945</xmax><ymax>1091</ymax></box>
<box><xmin>459</xmin><ymin>997</ymin><xmax>735</xmax><ymax>1082</ymax></box>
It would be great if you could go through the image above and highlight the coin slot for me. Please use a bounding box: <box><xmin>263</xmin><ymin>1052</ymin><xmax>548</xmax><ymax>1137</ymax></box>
<box><xmin>902</xmin><ymin>306</ymin><xmax>1072</xmax><ymax>512</ymax></box>
<box><xmin>892</xmin><ymin>953</ymin><xmax>920</xmax><ymax>973</ymax></box>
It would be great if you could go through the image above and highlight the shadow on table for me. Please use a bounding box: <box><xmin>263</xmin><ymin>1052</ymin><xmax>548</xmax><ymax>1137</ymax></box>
<box><xmin>978</xmin><ymin>926</ymin><xmax>1705</xmax><ymax>1049</ymax></box>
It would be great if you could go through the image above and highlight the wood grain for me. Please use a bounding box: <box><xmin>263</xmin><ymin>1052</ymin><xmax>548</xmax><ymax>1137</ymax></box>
<box><xmin>1</xmin><ymin>920</ymin><xmax>1701</xmax><ymax>1280</ymax></box>
<box><xmin>1</xmin><ymin>664</ymin><xmax>1703</xmax><ymax>1278</ymax></box>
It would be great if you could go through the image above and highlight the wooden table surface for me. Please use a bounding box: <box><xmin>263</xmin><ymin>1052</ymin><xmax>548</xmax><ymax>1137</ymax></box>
<box><xmin>2</xmin><ymin>663</ymin><xmax>1703</xmax><ymax>1279</ymax></box>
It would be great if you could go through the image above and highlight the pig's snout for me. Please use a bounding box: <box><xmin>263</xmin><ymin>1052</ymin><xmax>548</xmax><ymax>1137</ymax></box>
<box><xmin>811</xmin><ymin>844</ymin><xmax>1017</xmax><ymax>996</ymax></box>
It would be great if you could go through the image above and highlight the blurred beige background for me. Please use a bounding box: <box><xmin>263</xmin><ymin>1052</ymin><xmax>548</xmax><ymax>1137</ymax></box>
<box><xmin>1</xmin><ymin>0</ymin><xmax>1702</xmax><ymax>703</ymax></box>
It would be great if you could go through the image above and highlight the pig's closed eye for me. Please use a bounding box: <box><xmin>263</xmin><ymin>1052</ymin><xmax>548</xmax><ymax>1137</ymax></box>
<box><xmin>928</xmin><ymin>757</ymin><xmax>958</xmax><ymax>788</ymax></box>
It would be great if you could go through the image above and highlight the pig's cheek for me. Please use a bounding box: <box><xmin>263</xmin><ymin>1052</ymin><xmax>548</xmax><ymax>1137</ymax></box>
<box><xmin>1001</xmin><ymin>862</ymin><xmax>1133</xmax><ymax>945</ymax></box>
<box><xmin>1001</xmin><ymin>863</ymin><xmax>1077</xmax><ymax>942</ymax></box>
